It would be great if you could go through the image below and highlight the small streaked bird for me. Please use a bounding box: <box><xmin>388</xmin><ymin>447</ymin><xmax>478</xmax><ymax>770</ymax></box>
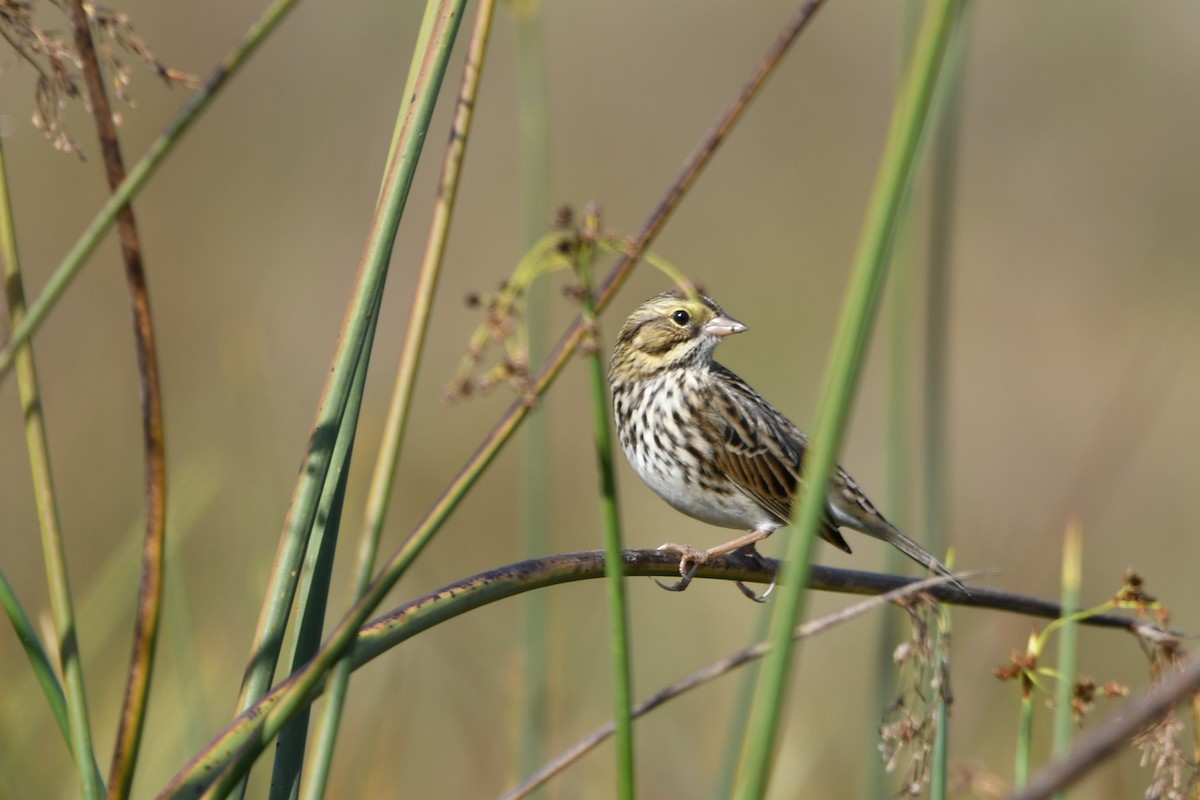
<box><xmin>608</xmin><ymin>290</ymin><xmax>964</xmax><ymax>598</ymax></box>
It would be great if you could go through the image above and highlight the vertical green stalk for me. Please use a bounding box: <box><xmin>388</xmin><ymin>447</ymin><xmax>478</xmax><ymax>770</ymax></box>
<box><xmin>0</xmin><ymin>123</ymin><xmax>104</xmax><ymax>799</ymax></box>
<box><xmin>268</xmin><ymin>320</ymin><xmax>373</xmax><ymax>800</ymax></box>
<box><xmin>511</xmin><ymin>0</ymin><xmax>554</xmax><ymax>786</ymax></box>
<box><xmin>1015</xmin><ymin>666</ymin><xmax>1035</xmax><ymax>790</ymax></box>
<box><xmin>576</xmin><ymin>219</ymin><xmax>635</xmax><ymax>800</ymax></box>
<box><xmin>734</xmin><ymin>1</ymin><xmax>962</xmax><ymax>797</ymax></box>
<box><xmin>923</xmin><ymin>2</ymin><xmax>967</xmax><ymax>567</ymax></box>
<box><xmin>0</xmin><ymin>568</ymin><xmax>72</xmax><ymax>760</ymax></box>
<box><xmin>301</xmin><ymin>1</ymin><xmax>489</xmax><ymax>796</ymax></box>
<box><xmin>1051</xmin><ymin>523</ymin><xmax>1082</xmax><ymax>800</ymax></box>
<box><xmin>924</xmin><ymin>9</ymin><xmax>966</xmax><ymax>800</ymax></box>
<box><xmin>714</xmin><ymin>611</ymin><xmax>772</xmax><ymax>800</ymax></box>
<box><xmin>929</xmin><ymin>603</ymin><xmax>952</xmax><ymax>800</ymax></box>
<box><xmin>871</xmin><ymin>3</ymin><xmax>922</xmax><ymax>795</ymax></box>
<box><xmin>228</xmin><ymin>2</ymin><xmax>466</xmax><ymax>796</ymax></box>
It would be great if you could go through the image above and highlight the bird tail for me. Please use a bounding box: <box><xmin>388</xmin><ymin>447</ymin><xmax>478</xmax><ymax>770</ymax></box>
<box><xmin>870</xmin><ymin>521</ymin><xmax>969</xmax><ymax>595</ymax></box>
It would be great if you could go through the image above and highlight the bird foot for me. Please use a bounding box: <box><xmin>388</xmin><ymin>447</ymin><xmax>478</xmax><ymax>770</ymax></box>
<box><xmin>732</xmin><ymin>545</ymin><xmax>776</xmax><ymax>603</ymax></box>
<box><xmin>655</xmin><ymin>542</ymin><xmax>776</xmax><ymax>600</ymax></box>
<box><xmin>655</xmin><ymin>543</ymin><xmax>708</xmax><ymax>592</ymax></box>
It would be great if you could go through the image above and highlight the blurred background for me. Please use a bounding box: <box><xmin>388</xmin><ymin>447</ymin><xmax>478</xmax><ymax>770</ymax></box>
<box><xmin>2</xmin><ymin>1</ymin><xmax>1198</xmax><ymax>797</ymax></box>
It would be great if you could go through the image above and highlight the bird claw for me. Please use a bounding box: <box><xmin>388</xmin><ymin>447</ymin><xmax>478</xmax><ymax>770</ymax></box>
<box><xmin>654</xmin><ymin>575</ymin><xmax>692</xmax><ymax>592</ymax></box>
<box><xmin>735</xmin><ymin>579</ymin><xmax>774</xmax><ymax>603</ymax></box>
<box><xmin>655</xmin><ymin>542</ymin><xmax>777</xmax><ymax>600</ymax></box>
<box><xmin>732</xmin><ymin>545</ymin><xmax>776</xmax><ymax>602</ymax></box>
<box><xmin>655</xmin><ymin>543</ymin><xmax>707</xmax><ymax>592</ymax></box>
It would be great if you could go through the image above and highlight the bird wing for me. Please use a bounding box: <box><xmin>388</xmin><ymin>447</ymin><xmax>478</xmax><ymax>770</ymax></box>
<box><xmin>705</xmin><ymin>364</ymin><xmax>853</xmax><ymax>553</ymax></box>
<box><xmin>707</xmin><ymin>365</ymin><xmax>965</xmax><ymax>591</ymax></box>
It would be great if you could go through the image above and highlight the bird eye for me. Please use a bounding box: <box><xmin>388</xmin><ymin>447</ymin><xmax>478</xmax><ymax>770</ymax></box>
<box><xmin>670</xmin><ymin>309</ymin><xmax>691</xmax><ymax>326</ymax></box>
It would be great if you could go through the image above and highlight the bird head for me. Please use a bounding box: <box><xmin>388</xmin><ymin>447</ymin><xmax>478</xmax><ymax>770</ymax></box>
<box><xmin>610</xmin><ymin>291</ymin><xmax>747</xmax><ymax>379</ymax></box>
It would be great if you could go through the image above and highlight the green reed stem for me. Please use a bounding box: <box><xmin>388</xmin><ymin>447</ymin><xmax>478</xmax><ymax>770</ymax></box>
<box><xmin>0</xmin><ymin>567</ymin><xmax>72</xmax><ymax>765</ymax></box>
<box><xmin>930</xmin><ymin>600</ymin><xmax>952</xmax><ymax>800</ymax></box>
<box><xmin>1015</xmin><ymin>675</ymin><xmax>1035</xmax><ymax>790</ymax></box>
<box><xmin>269</xmin><ymin>321</ymin><xmax>371</xmax><ymax>800</ymax></box>
<box><xmin>512</xmin><ymin>0</ymin><xmax>554</xmax><ymax>785</ymax></box>
<box><xmin>1051</xmin><ymin>523</ymin><xmax>1082</xmax><ymax>800</ymax></box>
<box><xmin>227</xmin><ymin>3</ymin><xmax>466</xmax><ymax>796</ymax></box>
<box><xmin>923</xmin><ymin>1</ymin><xmax>966</xmax><ymax>567</ymax></box>
<box><xmin>924</xmin><ymin>10</ymin><xmax>966</xmax><ymax>799</ymax></box>
<box><xmin>873</xmin><ymin>0</ymin><xmax>919</xmax><ymax>784</ymax></box>
<box><xmin>734</xmin><ymin>1</ymin><xmax>963</xmax><ymax>796</ymax></box>
<box><xmin>576</xmin><ymin>224</ymin><xmax>636</xmax><ymax>800</ymax></box>
<box><xmin>0</xmin><ymin>118</ymin><xmax>104</xmax><ymax>799</ymax></box>
<box><xmin>302</xmin><ymin>2</ymin><xmax>494</xmax><ymax>795</ymax></box>
<box><xmin>714</xmin><ymin>610</ymin><xmax>771</xmax><ymax>800</ymax></box>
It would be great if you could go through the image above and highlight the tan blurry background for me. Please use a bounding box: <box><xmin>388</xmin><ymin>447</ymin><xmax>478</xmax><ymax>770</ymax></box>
<box><xmin>2</xmin><ymin>1</ymin><xmax>1199</xmax><ymax>797</ymax></box>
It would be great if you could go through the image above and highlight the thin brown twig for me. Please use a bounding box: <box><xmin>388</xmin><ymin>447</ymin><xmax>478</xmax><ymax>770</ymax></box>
<box><xmin>535</xmin><ymin>0</ymin><xmax>828</xmax><ymax>344</ymax></box>
<box><xmin>64</xmin><ymin>2</ymin><xmax>167</xmax><ymax>798</ymax></box>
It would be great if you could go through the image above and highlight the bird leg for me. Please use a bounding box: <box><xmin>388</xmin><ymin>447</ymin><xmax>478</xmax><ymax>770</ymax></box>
<box><xmin>656</xmin><ymin>530</ymin><xmax>773</xmax><ymax>594</ymax></box>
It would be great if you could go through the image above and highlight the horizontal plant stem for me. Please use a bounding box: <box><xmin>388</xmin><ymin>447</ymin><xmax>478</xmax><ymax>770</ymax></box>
<box><xmin>160</xmin><ymin>553</ymin><xmax>1163</xmax><ymax>795</ymax></box>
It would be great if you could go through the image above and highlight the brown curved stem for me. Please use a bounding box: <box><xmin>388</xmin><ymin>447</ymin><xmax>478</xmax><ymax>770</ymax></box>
<box><xmin>64</xmin><ymin>4</ymin><xmax>168</xmax><ymax>798</ymax></box>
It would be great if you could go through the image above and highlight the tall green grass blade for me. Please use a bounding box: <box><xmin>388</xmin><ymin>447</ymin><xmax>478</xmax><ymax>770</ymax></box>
<box><xmin>714</xmin><ymin>611</ymin><xmax>771</xmax><ymax>800</ymax></box>
<box><xmin>1051</xmin><ymin>523</ymin><xmax>1083</xmax><ymax>800</ymax></box>
<box><xmin>735</xmin><ymin>1</ymin><xmax>964</xmax><ymax>796</ymax></box>
<box><xmin>577</xmin><ymin>218</ymin><xmax>636</xmax><ymax>799</ymax></box>
<box><xmin>269</xmin><ymin>327</ymin><xmax>372</xmax><ymax>800</ymax></box>
<box><xmin>0</xmin><ymin>116</ymin><xmax>104</xmax><ymax>800</ymax></box>
<box><xmin>228</xmin><ymin>1</ymin><xmax>467</xmax><ymax>794</ymax></box>
<box><xmin>302</xmin><ymin>3</ymin><xmax>495</xmax><ymax>795</ymax></box>
<box><xmin>511</xmin><ymin>0</ymin><xmax>555</xmax><ymax>787</ymax></box>
<box><xmin>1016</xmin><ymin>676</ymin><xmax>1035</xmax><ymax>789</ymax></box>
<box><xmin>923</xmin><ymin>9</ymin><xmax>967</xmax><ymax>798</ymax></box>
<box><xmin>930</xmin><ymin>603</ymin><xmax>952</xmax><ymax>800</ymax></box>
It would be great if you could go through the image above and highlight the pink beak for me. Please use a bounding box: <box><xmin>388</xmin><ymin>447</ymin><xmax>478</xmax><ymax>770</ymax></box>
<box><xmin>704</xmin><ymin>313</ymin><xmax>747</xmax><ymax>338</ymax></box>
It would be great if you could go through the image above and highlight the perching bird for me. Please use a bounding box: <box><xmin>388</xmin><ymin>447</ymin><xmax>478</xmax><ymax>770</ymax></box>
<box><xmin>608</xmin><ymin>290</ymin><xmax>964</xmax><ymax>598</ymax></box>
